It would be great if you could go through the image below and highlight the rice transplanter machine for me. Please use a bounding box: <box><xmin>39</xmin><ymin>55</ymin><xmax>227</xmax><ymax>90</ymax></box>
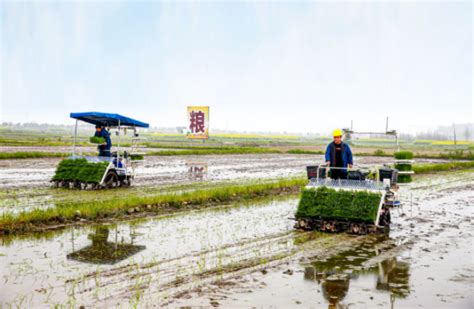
<box><xmin>51</xmin><ymin>112</ymin><xmax>149</xmax><ymax>189</ymax></box>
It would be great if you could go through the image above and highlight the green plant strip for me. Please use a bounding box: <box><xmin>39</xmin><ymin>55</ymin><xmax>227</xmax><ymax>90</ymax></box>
<box><xmin>0</xmin><ymin>152</ymin><xmax>69</xmax><ymax>160</ymax></box>
<box><xmin>286</xmin><ymin>149</ymin><xmax>324</xmax><ymax>155</ymax></box>
<box><xmin>412</xmin><ymin>161</ymin><xmax>474</xmax><ymax>173</ymax></box>
<box><xmin>2</xmin><ymin>147</ymin><xmax>474</xmax><ymax>160</ymax></box>
<box><xmin>295</xmin><ymin>186</ymin><xmax>382</xmax><ymax>223</ymax></box>
<box><xmin>397</xmin><ymin>174</ymin><xmax>412</xmax><ymax>183</ymax></box>
<box><xmin>89</xmin><ymin>136</ymin><xmax>105</xmax><ymax>144</ymax></box>
<box><xmin>0</xmin><ymin>178</ymin><xmax>307</xmax><ymax>234</ymax></box>
<box><xmin>130</xmin><ymin>154</ymin><xmax>144</xmax><ymax>160</ymax></box>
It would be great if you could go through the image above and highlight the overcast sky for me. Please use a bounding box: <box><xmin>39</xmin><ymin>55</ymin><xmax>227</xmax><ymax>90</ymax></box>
<box><xmin>1</xmin><ymin>1</ymin><xmax>472</xmax><ymax>134</ymax></box>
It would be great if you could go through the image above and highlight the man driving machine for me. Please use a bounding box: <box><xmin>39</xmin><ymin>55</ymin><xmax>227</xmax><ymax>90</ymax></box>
<box><xmin>325</xmin><ymin>129</ymin><xmax>353</xmax><ymax>179</ymax></box>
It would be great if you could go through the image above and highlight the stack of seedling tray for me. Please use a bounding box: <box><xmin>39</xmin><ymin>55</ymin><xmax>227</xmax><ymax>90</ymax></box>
<box><xmin>295</xmin><ymin>186</ymin><xmax>382</xmax><ymax>224</ymax></box>
<box><xmin>52</xmin><ymin>158</ymin><xmax>110</xmax><ymax>185</ymax></box>
<box><xmin>394</xmin><ymin>151</ymin><xmax>414</xmax><ymax>183</ymax></box>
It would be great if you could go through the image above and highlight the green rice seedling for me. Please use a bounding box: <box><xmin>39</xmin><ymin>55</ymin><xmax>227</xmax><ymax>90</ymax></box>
<box><xmin>412</xmin><ymin>161</ymin><xmax>474</xmax><ymax>173</ymax></box>
<box><xmin>52</xmin><ymin>158</ymin><xmax>87</xmax><ymax>182</ymax></box>
<box><xmin>438</xmin><ymin>150</ymin><xmax>474</xmax><ymax>160</ymax></box>
<box><xmin>397</xmin><ymin>174</ymin><xmax>412</xmax><ymax>183</ymax></box>
<box><xmin>394</xmin><ymin>164</ymin><xmax>412</xmax><ymax>171</ymax></box>
<box><xmin>0</xmin><ymin>151</ymin><xmax>70</xmax><ymax>160</ymax></box>
<box><xmin>75</xmin><ymin>162</ymin><xmax>109</xmax><ymax>183</ymax></box>
<box><xmin>394</xmin><ymin>151</ymin><xmax>414</xmax><ymax>183</ymax></box>
<box><xmin>52</xmin><ymin>158</ymin><xmax>109</xmax><ymax>184</ymax></box>
<box><xmin>89</xmin><ymin>136</ymin><xmax>105</xmax><ymax>144</ymax></box>
<box><xmin>394</xmin><ymin>151</ymin><xmax>414</xmax><ymax>160</ymax></box>
<box><xmin>295</xmin><ymin>186</ymin><xmax>382</xmax><ymax>223</ymax></box>
<box><xmin>147</xmin><ymin>147</ymin><xmax>281</xmax><ymax>156</ymax></box>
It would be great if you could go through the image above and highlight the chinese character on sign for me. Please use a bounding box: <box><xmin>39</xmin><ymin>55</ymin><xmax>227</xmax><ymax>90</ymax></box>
<box><xmin>189</xmin><ymin>111</ymin><xmax>205</xmax><ymax>133</ymax></box>
<box><xmin>186</xmin><ymin>106</ymin><xmax>209</xmax><ymax>139</ymax></box>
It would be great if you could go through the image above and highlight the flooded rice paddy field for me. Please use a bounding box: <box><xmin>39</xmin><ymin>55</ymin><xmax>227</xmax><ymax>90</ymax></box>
<box><xmin>1</xmin><ymin>170</ymin><xmax>472</xmax><ymax>308</ymax></box>
<box><xmin>0</xmin><ymin>154</ymin><xmax>448</xmax><ymax>215</ymax></box>
<box><xmin>0</xmin><ymin>153</ymin><xmax>447</xmax><ymax>190</ymax></box>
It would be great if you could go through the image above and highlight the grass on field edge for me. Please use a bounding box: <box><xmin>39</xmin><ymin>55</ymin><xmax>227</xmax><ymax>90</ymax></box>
<box><xmin>412</xmin><ymin>161</ymin><xmax>474</xmax><ymax>173</ymax></box>
<box><xmin>0</xmin><ymin>178</ymin><xmax>306</xmax><ymax>234</ymax></box>
<box><xmin>0</xmin><ymin>147</ymin><xmax>282</xmax><ymax>159</ymax></box>
<box><xmin>0</xmin><ymin>151</ymin><xmax>69</xmax><ymax>160</ymax></box>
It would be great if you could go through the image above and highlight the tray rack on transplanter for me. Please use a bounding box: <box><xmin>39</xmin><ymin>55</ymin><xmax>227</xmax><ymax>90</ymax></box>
<box><xmin>51</xmin><ymin>112</ymin><xmax>149</xmax><ymax>189</ymax></box>
<box><xmin>294</xmin><ymin>165</ymin><xmax>402</xmax><ymax>234</ymax></box>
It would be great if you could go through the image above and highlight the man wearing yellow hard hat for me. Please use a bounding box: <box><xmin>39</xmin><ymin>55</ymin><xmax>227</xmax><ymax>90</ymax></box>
<box><xmin>325</xmin><ymin>129</ymin><xmax>353</xmax><ymax>179</ymax></box>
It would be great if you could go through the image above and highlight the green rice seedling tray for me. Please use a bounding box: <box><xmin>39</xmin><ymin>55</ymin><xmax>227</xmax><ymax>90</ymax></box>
<box><xmin>394</xmin><ymin>163</ymin><xmax>412</xmax><ymax>172</ymax></box>
<box><xmin>295</xmin><ymin>186</ymin><xmax>382</xmax><ymax>224</ymax></box>
<box><xmin>52</xmin><ymin>158</ymin><xmax>110</xmax><ymax>184</ymax></box>
<box><xmin>394</xmin><ymin>151</ymin><xmax>414</xmax><ymax>183</ymax></box>
<box><xmin>90</xmin><ymin>136</ymin><xmax>106</xmax><ymax>144</ymax></box>
<box><xmin>397</xmin><ymin>174</ymin><xmax>412</xmax><ymax>183</ymax></box>
<box><xmin>394</xmin><ymin>151</ymin><xmax>413</xmax><ymax>160</ymax></box>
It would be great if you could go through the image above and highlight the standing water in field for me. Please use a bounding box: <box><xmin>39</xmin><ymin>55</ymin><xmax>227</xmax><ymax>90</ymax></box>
<box><xmin>0</xmin><ymin>196</ymin><xmax>301</xmax><ymax>307</ymax></box>
<box><xmin>1</xmin><ymin>171</ymin><xmax>473</xmax><ymax>308</ymax></box>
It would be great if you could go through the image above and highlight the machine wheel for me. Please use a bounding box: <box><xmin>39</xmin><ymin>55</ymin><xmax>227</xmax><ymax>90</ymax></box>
<box><xmin>349</xmin><ymin>223</ymin><xmax>361</xmax><ymax>234</ymax></box>
<box><xmin>73</xmin><ymin>181</ymin><xmax>82</xmax><ymax>189</ymax></box>
<box><xmin>120</xmin><ymin>177</ymin><xmax>131</xmax><ymax>187</ymax></box>
<box><xmin>378</xmin><ymin>208</ymin><xmax>391</xmax><ymax>226</ymax></box>
<box><xmin>321</xmin><ymin>221</ymin><xmax>337</xmax><ymax>233</ymax></box>
<box><xmin>104</xmin><ymin>171</ymin><xmax>119</xmax><ymax>189</ymax></box>
<box><xmin>296</xmin><ymin>218</ymin><xmax>313</xmax><ymax>230</ymax></box>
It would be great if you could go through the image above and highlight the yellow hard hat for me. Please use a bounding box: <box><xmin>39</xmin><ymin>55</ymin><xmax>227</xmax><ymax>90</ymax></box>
<box><xmin>333</xmin><ymin>129</ymin><xmax>343</xmax><ymax>137</ymax></box>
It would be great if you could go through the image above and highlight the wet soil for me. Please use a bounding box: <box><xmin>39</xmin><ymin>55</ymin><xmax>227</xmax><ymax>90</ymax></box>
<box><xmin>0</xmin><ymin>171</ymin><xmax>472</xmax><ymax>307</ymax></box>
<box><xmin>0</xmin><ymin>152</ymin><xmax>446</xmax><ymax>190</ymax></box>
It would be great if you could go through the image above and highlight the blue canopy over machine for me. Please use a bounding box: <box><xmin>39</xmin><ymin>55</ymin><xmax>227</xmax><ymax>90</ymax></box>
<box><xmin>70</xmin><ymin>112</ymin><xmax>149</xmax><ymax>128</ymax></box>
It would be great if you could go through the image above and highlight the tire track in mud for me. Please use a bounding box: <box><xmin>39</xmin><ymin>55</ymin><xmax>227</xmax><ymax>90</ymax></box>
<box><xmin>159</xmin><ymin>173</ymin><xmax>474</xmax><ymax>307</ymax></box>
<box><xmin>65</xmin><ymin>174</ymin><xmax>474</xmax><ymax>307</ymax></box>
<box><xmin>68</xmin><ymin>231</ymin><xmax>299</xmax><ymax>306</ymax></box>
<box><xmin>63</xmin><ymin>231</ymin><xmax>354</xmax><ymax>307</ymax></box>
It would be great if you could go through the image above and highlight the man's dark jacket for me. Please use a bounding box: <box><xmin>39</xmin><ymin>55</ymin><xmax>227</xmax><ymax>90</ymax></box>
<box><xmin>325</xmin><ymin>141</ymin><xmax>353</xmax><ymax>169</ymax></box>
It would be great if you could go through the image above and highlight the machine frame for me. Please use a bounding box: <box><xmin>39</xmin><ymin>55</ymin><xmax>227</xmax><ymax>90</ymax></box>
<box><xmin>295</xmin><ymin>165</ymin><xmax>400</xmax><ymax>234</ymax></box>
<box><xmin>56</xmin><ymin>112</ymin><xmax>149</xmax><ymax>189</ymax></box>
